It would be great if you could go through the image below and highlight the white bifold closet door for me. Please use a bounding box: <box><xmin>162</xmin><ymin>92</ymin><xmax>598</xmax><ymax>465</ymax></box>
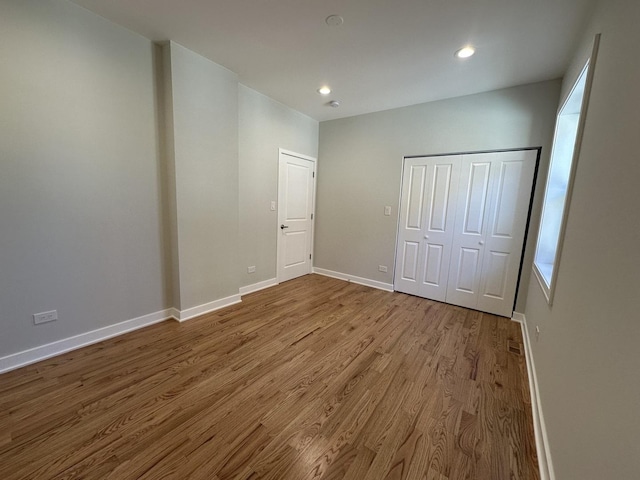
<box><xmin>394</xmin><ymin>150</ymin><xmax>537</xmax><ymax>317</ymax></box>
<box><xmin>394</xmin><ymin>155</ymin><xmax>460</xmax><ymax>302</ymax></box>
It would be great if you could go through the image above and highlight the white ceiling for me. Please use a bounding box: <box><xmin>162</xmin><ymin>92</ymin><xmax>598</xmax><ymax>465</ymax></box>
<box><xmin>70</xmin><ymin>0</ymin><xmax>596</xmax><ymax>122</ymax></box>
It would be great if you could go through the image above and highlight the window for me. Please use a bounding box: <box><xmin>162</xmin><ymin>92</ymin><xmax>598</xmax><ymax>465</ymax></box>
<box><xmin>533</xmin><ymin>35</ymin><xmax>599</xmax><ymax>304</ymax></box>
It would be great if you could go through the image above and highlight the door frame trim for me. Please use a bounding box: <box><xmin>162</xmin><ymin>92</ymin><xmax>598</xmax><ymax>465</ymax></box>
<box><xmin>276</xmin><ymin>148</ymin><xmax>317</xmax><ymax>284</ymax></box>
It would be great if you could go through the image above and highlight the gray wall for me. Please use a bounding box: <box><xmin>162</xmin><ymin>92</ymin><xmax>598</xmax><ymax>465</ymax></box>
<box><xmin>524</xmin><ymin>0</ymin><xmax>640</xmax><ymax>478</ymax></box>
<box><xmin>163</xmin><ymin>42</ymin><xmax>240</xmax><ymax>309</ymax></box>
<box><xmin>315</xmin><ymin>80</ymin><xmax>561</xmax><ymax>312</ymax></box>
<box><xmin>0</xmin><ymin>0</ymin><xmax>319</xmax><ymax>359</ymax></box>
<box><xmin>0</xmin><ymin>0</ymin><xmax>168</xmax><ymax>355</ymax></box>
<box><xmin>238</xmin><ymin>85</ymin><xmax>318</xmax><ymax>287</ymax></box>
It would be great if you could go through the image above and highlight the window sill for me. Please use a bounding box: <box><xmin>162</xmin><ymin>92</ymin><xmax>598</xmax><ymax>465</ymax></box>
<box><xmin>533</xmin><ymin>262</ymin><xmax>554</xmax><ymax>306</ymax></box>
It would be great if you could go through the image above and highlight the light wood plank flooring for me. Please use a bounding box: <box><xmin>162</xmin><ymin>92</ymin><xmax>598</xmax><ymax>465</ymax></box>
<box><xmin>0</xmin><ymin>274</ymin><xmax>539</xmax><ymax>479</ymax></box>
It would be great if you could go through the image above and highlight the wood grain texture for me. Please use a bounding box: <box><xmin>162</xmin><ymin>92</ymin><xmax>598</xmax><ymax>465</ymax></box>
<box><xmin>0</xmin><ymin>274</ymin><xmax>539</xmax><ymax>479</ymax></box>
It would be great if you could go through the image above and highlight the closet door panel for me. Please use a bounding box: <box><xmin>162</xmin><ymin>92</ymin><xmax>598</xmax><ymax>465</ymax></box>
<box><xmin>446</xmin><ymin>156</ymin><xmax>493</xmax><ymax>310</ymax></box>
<box><xmin>405</xmin><ymin>165</ymin><xmax>427</xmax><ymax>230</ymax></box>
<box><xmin>478</xmin><ymin>150</ymin><xmax>537</xmax><ymax>316</ymax></box>
<box><xmin>400</xmin><ymin>241</ymin><xmax>421</xmax><ymax>282</ymax></box>
<box><xmin>428</xmin><ymin>164</ymin><xmax>455</xmax><ymax>232</ymax></box>
<box><xmin>394</xmin><ymin>157</ymin><xmax>459</xmax><ymax>301</ymax></box>
<box><xmin>453</xmin><ymin>247</ymin><xmax>482</xmax><ymax>293</ymax></box>
<box><xmin>419</xmin><ymin>160</ymin><xmax>459</xmax><ymax>300</ymax></box>
<box><xmin>480</xmin><ymin>251</ymin><xmax>509</xmax><ymax>298</ymax></box>
<box><xmin>461</xmin><ymin>162</ymin><xmax>491</xmax><ymax>235</ymax></box>
<box><xmin>394</xmin><ymin>162</ymin><xmax>428</xmax><ymax>296</ymax></box>
<box><xmin>423</xmin><ymin>244</ymin><xmax>444</xmax><ymax>286</ymax></box>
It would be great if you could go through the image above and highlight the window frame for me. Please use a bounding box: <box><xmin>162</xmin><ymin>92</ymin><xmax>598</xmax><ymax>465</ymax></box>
<box><xmin>533</xmin><ymin>34</ymin><xmax>600</xmax><ymax>305</ymax></box>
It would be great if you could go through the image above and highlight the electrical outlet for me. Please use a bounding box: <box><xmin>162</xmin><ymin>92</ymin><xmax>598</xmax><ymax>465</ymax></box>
<box><xmin>384</xmin><ymin>206</ymin><xmax>392</xmax><ymax>216</ymax></box>
<box><xmin>535</xmin><ymin>325</ymin><xmax>540</xmax><ymax>341</ymax></box>
<box><xmin>248</xmin><ymin>266</ymin><xmax>256</xmax><ymax>273</ymax></box>
<box><xmin>378</xmin><ymin>265</ymin><xmax>388</xmax><ymax>273</ymax></box>
<box><xmin>34</xmin><ymin>310</ymin><xmax>57</xmax><ymax>325</ymax></box>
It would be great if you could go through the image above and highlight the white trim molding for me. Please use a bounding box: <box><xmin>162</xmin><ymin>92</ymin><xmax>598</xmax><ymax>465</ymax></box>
<box><xmin>172</xmin><ymin>294</ymin><xmax>241</xmax><ymax>322</ymax></box>
<box><xmin>313</xmin><ymin>268</ymin><xmax>394</xmax><ymax>292</ymax></box>
<box><xmin>167</xmin><ymin>307</ymin><xmax>181</xmax><ymax>320</ymax></box>
<box><xmin>0</xmin><ymin>309</ymin><xmax>172</xmax><ymax>374</ymax></box>
<box><xmin>279</xmin><ymin>148</ymin><xmax>317</xmax><ymax>163</ymax></box>
<box><xmin>0</xmin><ymin>293</ymin><xmax>245</xmax><ymax>374</ymax></box>
<box><xmin>511</xmin><ymin>312</ymin><xmax>555</xmax><ymax>480</ymax></box>
<box><xmin>239</xmin><ymin>278</ymin><xmax>278</xmax><ymax>296</ymax></box>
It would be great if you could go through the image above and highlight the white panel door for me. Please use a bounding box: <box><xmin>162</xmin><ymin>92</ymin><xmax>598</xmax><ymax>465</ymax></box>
<box><xmin>394</xmin><ymin>161</ymin><xmax>426</xmax><ymax>296</ymax></box>
<box><xmin>277</xmin><ymin>151</ymin><xmax>316</xmax><ymax>283</ymax></box>
<box><xmin>394</xmin><ymin>156</ymin><xmax>459</xmax><ymax>301</ymax></box>
<box><xmin>477</xmin><ymin>150</ymin><xmax>537</xmax><ymax>316</ymax></box>
<box><xmin>446</xmin><ymin>155</ymin><xmax>494</xmax><ymax>309</ymax></box>
<box><xmin>395</xmin><ymin>150</ymin><xmax>536</xmax><ymax>317</ymax></box>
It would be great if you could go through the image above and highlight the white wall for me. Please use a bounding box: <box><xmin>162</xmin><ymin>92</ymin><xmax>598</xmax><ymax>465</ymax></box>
<box><xmin>0</xmin><ymin>0</ymin><xmax>168</xmax><ymax>357</ymax></box>
<box><xmin>524</xmin><ymin>0</ymin><xmax>640</xmax><ymax>478</ymax></box>
<box><xmin>163</xmin><ymin>42</ymin><xmax>240</xmax><ymax>310</ymax></box>
<box><xmin>315</xmin><ymin>80</ymin><xmax>561</xmax><ymax>311</ymax></box>
<box><xmin>238</xmin><ymin>85</ymin><xmax>318</xmax><ymax>288</ymax></box>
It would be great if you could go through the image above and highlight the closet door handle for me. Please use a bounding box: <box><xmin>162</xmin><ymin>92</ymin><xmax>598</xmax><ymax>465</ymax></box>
<box><xmin>280</xmin><ymin>224</ymin><xmax>289</xmax><ymax>230</ymax></box>
<box><xmin>479</xmin><ymin>240</ymin><xmax>484</xmax><ymax>246</ymax></box>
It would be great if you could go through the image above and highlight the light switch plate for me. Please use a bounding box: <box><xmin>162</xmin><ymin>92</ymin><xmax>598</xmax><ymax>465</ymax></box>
<box><xmin>270</xmin><ymin>201</ymin><xmax>276</xmax><ymax>211</ymax></box>
<box><xmin>384</xmin><ymin>206</ymin><xmax>392</xmax><ymax>216</ymax></box>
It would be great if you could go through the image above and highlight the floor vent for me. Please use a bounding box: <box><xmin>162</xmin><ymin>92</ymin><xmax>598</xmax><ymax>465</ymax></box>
<box><xmin>508</xmin><ymin>340</ymin><xmax>522</xmax><ymax>355</ymax></box>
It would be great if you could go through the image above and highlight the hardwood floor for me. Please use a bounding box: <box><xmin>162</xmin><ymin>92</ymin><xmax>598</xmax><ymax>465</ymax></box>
<box><xmin>0</xmin><ymin>274</ymin><xmax>539</xmax><ymax>479</ymax></box>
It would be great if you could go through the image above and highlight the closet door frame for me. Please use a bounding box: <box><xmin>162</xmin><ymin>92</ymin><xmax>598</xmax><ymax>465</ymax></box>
<box><xmin>393</xmin><ymin>147</ymin><xmax>541</xmax><ymax>317</ymax></box>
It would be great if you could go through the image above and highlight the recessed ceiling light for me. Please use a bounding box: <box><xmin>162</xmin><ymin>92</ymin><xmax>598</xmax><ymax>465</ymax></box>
<box><xmin>455</xmin><ymin>46</ymin><xmax>476</xmax><ymax>59</ymax></box>
<box><xmin>318</xmin><ymin>86</ymin><xmax>331</xmax><ymax>95</ymax></box>
<box><xmin>325</xmin><ymin>15</ymin><xmax>344</xmax><ymax>27</ymax></box>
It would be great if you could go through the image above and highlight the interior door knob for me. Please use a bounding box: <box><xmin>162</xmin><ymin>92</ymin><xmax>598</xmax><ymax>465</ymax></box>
<box><xmin>424</xmin><ymin>235</ymin><xmax>429</xmax><ymax>239</ymax></box>
<box><xmin>280</xmin><ymin>224</ymin><xmax>289</xmax><ymax>230</ymax></box>
<box><xmin>479</xmin><ymin>240</ymin><xmax>484</xmax><ymax>245</ymax></box>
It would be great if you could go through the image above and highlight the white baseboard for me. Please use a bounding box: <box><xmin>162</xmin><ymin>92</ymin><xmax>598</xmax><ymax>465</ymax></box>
<box><xmin>313</xmin><ymin>267</ymin><xmax>394</xmax><ymax>292</ymax></box>
<box><xmin>0</xmin><ymin>292</ymin><xmax>245</xmax><ymax>374</ymax></box>
<box><xmin>239</xmin><ymin>278</ymin><xmax>278</xmax><ymax>296</ymax></box>
<box><xmin>0</xmin><ymin>309</ymin><xmax>172</xmax><ymax>374</ymax></box>
<box><xmin>512</xmin><ymin>312</ymin><xmax>555</xmax><ymax>480</ymax></box>
<box><xmin>172</xmin><ymin>294</ymin><xmax>242</xmax><ymax>322</ymax></box>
